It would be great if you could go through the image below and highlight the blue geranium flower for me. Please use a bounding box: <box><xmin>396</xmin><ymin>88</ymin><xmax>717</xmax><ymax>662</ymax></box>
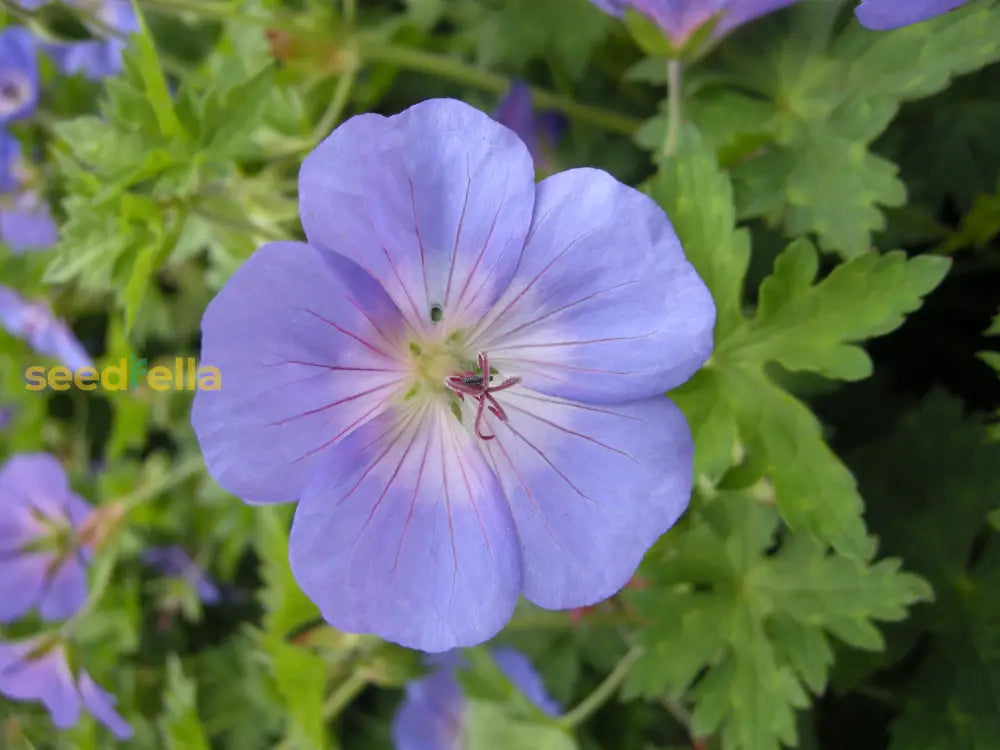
<box><xmin>495</xmin><ymin>81</ymin><xmax>565</xmax><ymax>176</ymax></box>
<box><xmin>0</xmin><ymin>453</ymin><xmax>96</xmax><ymax>622</ymax></box>
<box><xmin>0</xmin><ymin>636</ymin><xmax>132</xmax><ymax>739</ymax></box>
<box><xmin>589</xmin><ymin>0</ymin><xmax>798</xmax><ymax>46</ymax></box>
<box><xmin>143</xmin><ymin>546</ymin><xmax>222</xmax><ymax>605</ymax></box>
<box><xmin>392</xmin><ymin>648</ymin><xmax>558</xmax><ymax>749</ymax></box>
<box><xmin>0</xmin><ymin>131</ymin><xmax>58</xmax><ymax>253</ymax></box>
<box><xmin>49</xmin><ymin>0</ymin><xmax>138</xmax><ymax>79</ymax></box>
<box><xmin>192</xmin><ymin>98</ymin><xmax>714</xmax><ymax>652</ymax></box>
<box><xmin>0</xmin><ymin>27</ymin><xmax>40</xmax><ymax>124</ymax></box>
<box><xmin>0</xmin><ymin>285</ymin><xmax>93</xmax><ymax>370</ymax></box>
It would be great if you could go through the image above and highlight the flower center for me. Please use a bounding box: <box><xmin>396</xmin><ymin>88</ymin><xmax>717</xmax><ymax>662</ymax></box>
<box><xmin>443</xmin><ymin>352</ymin><xmax>521</xmax><ymax>441</ymax></box>
<box><xmin>0</xmin><ymin>76</ymin><xmax>29</xmax><ymax>117</ymax></box>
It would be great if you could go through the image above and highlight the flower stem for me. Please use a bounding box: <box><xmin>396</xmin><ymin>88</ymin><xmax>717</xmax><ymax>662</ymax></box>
<box><xmin>60</xmin><ymin>544</ymin><xmax>120</xmax><ymax>636</ymax></box>
<box><xmin>323</xmin><ymin>671</ymin><xmax>368</xmax><ymax>718</ymax></box>
<box><xmin>358</xmin><ymin>40</ymin><xmax>641</xmax><ymax>136</ymax></box>
<box><xmin>311</xmin><ymin>66</ymin><xmax>358</xmax><ymax>142</ymax></box>
<box><xmin>557</xmin><ymin>646</ymin><xmax>644</xmax><ymax>728</ymax></box>
<box><xmin>342</xmin><ymin>0</ymin><xmax>356</xmax><ymax>25</ymax></box>
<box><xmin>663</xmin><ymin>59</ymin><xmax>683</xmax><ymax>157</ymax></box>
<box><xmin>121</xmin><ymin>454</ymin><xmax>205</xmax><ymax>513</ymax></box>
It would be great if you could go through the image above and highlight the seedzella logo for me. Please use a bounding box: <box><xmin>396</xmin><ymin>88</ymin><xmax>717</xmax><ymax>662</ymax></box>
<box><xmin>25</xmin><ymin>355</ymin><xmax>222</xmax><ymax>392</ymax></box>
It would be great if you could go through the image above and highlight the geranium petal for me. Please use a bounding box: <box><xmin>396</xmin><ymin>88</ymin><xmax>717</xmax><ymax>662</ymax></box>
<box><xmin>854</xmin><ymin>0</ymin><xmax>965</xmax><ymax>29</ymax></box>
<box><xmin>478</xmin><ymin>390</ymin><xmax>692</xmax><ymax>609</ymax></box>
<box><xmin>0</xmin><ymin>194</ymin><xmax>59</xmax><ymax>253</ymax></box>
<box><xmin>289</xmin><ymin>405</ymin><xmax>521</xmax><ymax>652</ymax></box>
<box><xmin>78</xmin><ymin>672</ymin><xmax>133</xmax><ymax>740</ymax></box>
<box><xmin>0</xmin><ymin>554</ymin><xmax>47</xmax><ymax>622</ymax></box>
<box><xmin>471</xmin><ymin>168</ymin><xmax>714</xmax><ymax>403</ymax></box>
<box><xmin>0</xmin><ymin>453</ymin><xmax>80</xmax><ymax>519</ymax></box>
<box><xmin>391</xmin><ymin>659</ymin><xmax>465</xmax><ymax>750</ymax></box>
<box><xmin>192</xmin><ymin>241</ymin><xmax>410</xmax><ymax>503</ymax></box>
<box><xmin>37</xmin><ymin>556</ymin><xmax>87</xmax><ymax>621</ymax></box>
<box><xmin>491</xmin><ymin>647</ymin><xmax>560</xmax><ymax>715</ymax></box>
<box><xmin>299</xmin><ymin>98</ymin><xmax>536</xmax><ymax>332</ymax></box>
<box><xmin>0</xmin><ymin>645</ymin><xmax>82</xmax><ymax>729</ymax></box>
<box><xmin>714</xmin><ymin>0</ymin><xmax>798</xmax><ymax>36</ymax></box>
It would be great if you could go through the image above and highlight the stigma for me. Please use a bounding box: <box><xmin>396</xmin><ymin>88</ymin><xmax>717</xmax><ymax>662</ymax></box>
<box><xmin>444</xmin><ymin>352</ymin><xmax>521</xmax><ymax>440</ymax></box>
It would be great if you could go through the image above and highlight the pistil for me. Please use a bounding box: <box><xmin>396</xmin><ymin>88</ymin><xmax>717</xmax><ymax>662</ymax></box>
<box><xmin>444</xmin><ymin>352</ymin><xmax>521</xmax><ymax>440</ymax></box>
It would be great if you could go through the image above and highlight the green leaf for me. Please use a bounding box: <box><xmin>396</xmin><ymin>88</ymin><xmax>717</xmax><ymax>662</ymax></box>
<box><xmin>127</xmin><ymin>0</ymin><xmax>185</xmax><ymax>139</ymax></box>
<box><xmin>461</xmin><ymin>0</ymin><xmax>611</xmax><ymax>78</ymax></box>
<box><xmin>160</xmin><ymin>657</ymin><xmax>210</xmax><ymax>750</ymax></box>
<box><xmin>643</xmin><ymin>127</ymin><xmax>751</xmax><ymax>340</ymax></box>
<box><xmin>649</xmin><ymin>134</ymin><xmax>947</xmax><ymax>554</ymax></box>
<box><xmin>202</xmin><ymin>65</ymin><xmax>276</xmax><ymax>158</ymax></box>
<box><xmin>465</xmin><ymin>701</ymin><xmax>577</xmax><ymax>750</ymax></box>
<box><xmin>621</xmin><ymin>9</ymin><xmax>675</xmax><ymax>58</ymax></box>
<box><xmin>780</xmin><ymin>126</ymin><xmax>907</xmax><ymax>258</ymax></box>
<box><xmin>721</xmin><ymin>240</ymin><xmax>951</xmax><ymax>381</ymax></box>
<box><xmin>712</xmin><ymin>0</ymin><xmax>1000</xmax><ymax>256</ymax></box>
<box><xmin>255</xmin><ymin>506</ymin><xmax>330</xmax><ymax>750</ymax></box>
<box><xmin>626</xmin><ymin>496</ymin><xmax>930</xmax><ymax>750</ymax></box>
<box><xmin>854</xmin><ymin>393</ymin><xmax>1000</xmax><ymax>749</ymax></box>
<box><xmin>123</xmin><ymin>245</ymin><xmax>157</xmax><ymax>336</ymax></box>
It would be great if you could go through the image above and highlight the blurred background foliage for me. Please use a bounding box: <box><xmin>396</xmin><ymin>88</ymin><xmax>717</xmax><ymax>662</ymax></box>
<box><xmin>0</xmin><ymin>0</ymin><xmax>998</xmax><ymax>748</ymax></box>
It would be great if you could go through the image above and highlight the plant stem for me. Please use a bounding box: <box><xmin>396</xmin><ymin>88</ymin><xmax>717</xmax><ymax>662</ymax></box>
<box><xmin>342</xmin><ymin>0</ymin><xmax>356</xmax><ymax>25</ymax></box>
<box><xmin>311</xmin><ymin>66</ymin><xmax>358</xmax><ymax>143</ymax></box>
<box><xmin>557</xmin><ymin>646</ymin><xmax>644</xmax><ymax>728</ymax></box>
<box><xmin>121</xmin><ymin>454</ymin><xmax>205</xmax><ymax>513</ymax></box>
<box><xmin>359</xmin><ymin>41</ymin><xmax>641</xmax><ymax>136</ymax></box>
<box><xmin>60</xmin><ymin>545</ymin><xmax>119</xmax><ymax>635</ymax></box>
<box><xmin>323</xmin><ymin>671</ymin><xmax>368</xmax><ymax>718</ymax></box>
<box><xmin>663</xmin><ymin>59</ymin><xmax>683</xmax><ymax>157</ymax></box>
<box><xmin>661</xmin><ymin>695</ymin><xmax>693</xmax><ymax>729</ymax></box>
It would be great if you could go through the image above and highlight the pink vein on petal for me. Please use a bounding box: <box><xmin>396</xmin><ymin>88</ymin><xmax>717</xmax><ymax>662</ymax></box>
<box><xmin>288</xmin><ymin>399</ymin><xmax>387</xmax><ymax>466</ymax></box>
<box><xmin>510</xmin><ymin>358</ymin><xmax>630</xmax><ymax>375</ymax></box>
<box><xmin>490</xmin><ymin>333</ymin><xmax>658</xmax><ymax>351</ymax></box>
<box><xmin>440</xmin><ymin>424</ymin><xmax>460</xmax><ymax>576</ymax></box>
<box><xmin>447</xmin><ymin>420</ymin><xmax>494</xmax><ymax>560</ymax></box>
<box><xmin>517</xmin><ymin>392</ymin><xmax>647</xmax><ymax>423</ymax></box>
<box><xmin>443</xmin><ymin>167</ymin><xmax>473</xmax><ymax>309</ymax></box>
<box><xmin>352</xmin><ymin>414</ymin><xmax>423</xmax><ymax>549</ymax></box>
<box><xmin>392</xmin><ymin>428</ymin><xmax>432</xmax><ymax>574</ymax></box>
<box><xmin>504</xmin><ymin>402</ymin><xmax>638</xmax><ymax>463</ymax></box>
<box><xmin>483</xmin><ymin>280</ymin><xmax>640</xmax><ymax>344</ymax></box>
<box><xmin>361</xmin><ymin>194</ymin><xmax>425</xmax><ymax>326</ymax></box>
<box><xmin>345</xmin><ymin>294</ymin><xmax>404</xmax><ymax>353</ymax></box>
<box><xmin>260</xmin><ymin>359</ymin><xmax>399</xmax><ymax>374</ymax></box>
<box><xmin>297</xmin><ymin>307</ymin><xmax>396</xmax><ymax>360</ymax></box>
<box><xmin>407</xmin><ymin>174</ymin><xmax>430</xmax><ymax>309</ymax></box>
<box><xmin>265</xmin><ymin>379</ymin><xmax>404</xmax><ymax>427</ymax></box>
<box><xmin>469</xmin><ymin>229</ymin><xmax>595</xmax><ymax>342</ymax></box>
<box><xmin>501</xmin><ymin>421</ymin><xmax>596</xmax><ymax>503</ymax></box>
<box><xmin>484</xmin><ymin>437</ymin><xmax>569</xmax><ymax>554</ymax></box>
<box><xmin>454</xmin><ymin>194</ymin><xmax>507</xmax><ymax>313</ymax></box>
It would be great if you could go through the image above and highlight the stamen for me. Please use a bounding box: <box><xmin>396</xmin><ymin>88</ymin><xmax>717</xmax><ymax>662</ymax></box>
<box><xmin>443</xmin><ymin>351</ymin><xmax>521</xmax><ymax>440</ymax></box>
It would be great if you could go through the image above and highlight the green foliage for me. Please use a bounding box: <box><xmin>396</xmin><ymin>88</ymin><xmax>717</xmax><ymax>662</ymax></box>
<box><xmin>638</xmin><ymin>1</ymin><xmax>1000</xmax><ymax>257</ymax></box>
<box><xmin>160</xmin><ymin>657</ymin><xmax>211</xmax><ymax>750</ymax></box>
<box><xmin>452</xmin><ymin>0</ymin><xmax>611</xmax><ymax>78</ymax></box>
<box><xmin>44</xmin><ymin>6</ymin><xmax>288</xmax><ymax>336</ymax></box>
<box><xmin>255</xmin><ymin>506</ymin><xmax>330</xmax><ymax>750</ymax></box>
<box><xmin>649</xmin><ymin>132</ymin><xmax>948</xmax><ymax>555</ymax></box>
<box><xmin>846</xmin><ymin>393</ymin><xmax>1000</xmax><ymax>749</ymax></box>
<box><xmin>624</xmin><ymin>495</ymin><xmax>930</xmax><ymax>750</ymax></box>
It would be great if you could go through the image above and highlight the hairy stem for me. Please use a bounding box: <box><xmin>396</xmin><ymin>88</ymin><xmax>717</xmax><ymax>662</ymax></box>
<box><xmin>557</xmin><ymin>646</ymin><xmax>644</xmax><ymax>728</ymax></box>
<box><xmin>359</xmin><ymin>41</ymin><xmax>640</xmax><ymax>136</ymax></box>
<box><xmin>663</xmin><ymin>59</ymin><xmax>683</xmax><ymax>157</ymax></box>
